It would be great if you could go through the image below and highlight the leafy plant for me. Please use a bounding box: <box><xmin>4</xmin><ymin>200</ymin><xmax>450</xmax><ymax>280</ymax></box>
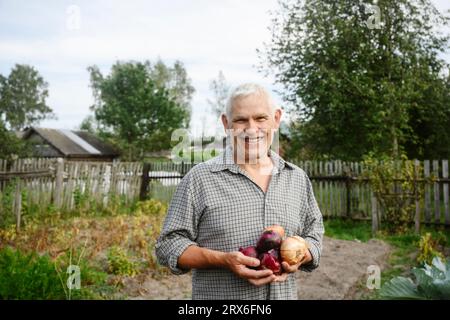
<box><xmin>73</xmin><ymin>185</ymin><xmax>90</xmax><ymax>211</ymax></box>
<box><xmin>54</xmin><ymin>243</ymin><xmax>109</xmax><ymax>300</ymax></box>
<box><xmin>134</xmin><ymin>199</ymin><xmax>167</xmax><ymax>216</ymax></box>
<box><xmin>362</xmin><ymin>154</ymin><xmax>430</xmax><ymax>234</ymax></box>
<box><xmin>107</xmin><ymin>246</ymin><xmax>138</xmax><ymax>277</ymax></box>
<box><xmin>0</xmin><ymin>247</ymin><xmax>66</xmax><ymax>299</ymax></box>
<box><xmin>417</xmin><ymin>233</ymin><xmax>446</xmax><ymax>266</ymax></box>
<box><xmin>0</xmin><ymin>181</ymin><xmax>16</xmax><ymax>228</ymax></box>
<box><xmin>380</xmin><ymin>257</ymin><xmax>450</xmax><ymax>300</ymax></box>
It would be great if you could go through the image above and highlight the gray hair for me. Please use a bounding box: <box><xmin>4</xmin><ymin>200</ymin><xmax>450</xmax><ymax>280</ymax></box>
<box><xmin>225</xmin><ymin>83</ymin><xmax>276</xmax><ymax>119</ymax></box>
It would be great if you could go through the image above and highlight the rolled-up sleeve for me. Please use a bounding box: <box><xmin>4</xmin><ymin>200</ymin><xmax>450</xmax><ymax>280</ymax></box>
<box><xmin>299</xmin><ymin>173</ymin><xmax>324</xmax><ymax>272</ymax></box>
<box><xmin>155</xmin><ymin>170</ymin><xmax>202</xmax><ymax>275</ymax></box>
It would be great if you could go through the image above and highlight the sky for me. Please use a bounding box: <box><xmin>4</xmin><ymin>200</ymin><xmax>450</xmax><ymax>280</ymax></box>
<box><xmin>1</xmin><ymin>0</ymin><xmax>449</xmax><ymax>138</ymax></box>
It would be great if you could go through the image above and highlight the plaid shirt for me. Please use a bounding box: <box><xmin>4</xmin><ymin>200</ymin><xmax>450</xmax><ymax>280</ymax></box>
<box><xmin>155</xmin><ymin>146</ymin><xmax>324</xmax><ymax>300</ymax></box>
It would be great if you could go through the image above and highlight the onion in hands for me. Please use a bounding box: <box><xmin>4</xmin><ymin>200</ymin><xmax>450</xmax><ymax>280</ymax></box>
<box><xmin>280</xmin><ymin>236</ymin><xmax>309</xmax><ymax>265</ymax></box>
<box><xmin>238</xmin><ymin>246</ymin><xmax>258</xmax><ymax>259</ymax></box>
<box><xmin>256</xmin><ymin>230</ymin><xmax>282</xmax><ymax>253</ymax></box>
<box><xmin>238</xmin><ymin>225</ymin><xmax>310</xmax><ymax>276</ymax></box>
<box><xmin>259</xmin><ymin>251</ymin><xmax>282</xmax><ymax>275</ymax></box>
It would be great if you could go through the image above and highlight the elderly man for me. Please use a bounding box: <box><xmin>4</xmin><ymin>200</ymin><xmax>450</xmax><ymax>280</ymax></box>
<box><xmin>156</xmin><ymin>83</ymin><xmax>324</xmax><ymax>299</ymax></box>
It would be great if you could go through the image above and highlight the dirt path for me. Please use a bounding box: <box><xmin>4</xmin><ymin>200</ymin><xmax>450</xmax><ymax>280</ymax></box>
<box><xmin>121</xmin><ymin>236</ymin><xmax>391</xmax><ymax>300</ymax></box>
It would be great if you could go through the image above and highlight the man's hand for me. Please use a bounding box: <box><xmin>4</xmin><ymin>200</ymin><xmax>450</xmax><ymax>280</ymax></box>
<box><xmin>274</xmin><ymin>249</ymin><xmax>313</xmax><ymax>282</ymax></box>
<box><xmin>224</xmin><ymin>252</ymin><xmax>276</xmax><ymax>286</ymax></box>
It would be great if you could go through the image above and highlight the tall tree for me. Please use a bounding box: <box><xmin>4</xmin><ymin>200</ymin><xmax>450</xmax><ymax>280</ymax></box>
<box><xmin>0</xmin><ymin>64</ymin><xmax>54</xmax><ymax>130</ymax></box>
<box><xmin>88</xmin><ymin>61</ymin><xmax>189</xmax><ymax>160</ymax></box>
<box><xmin>149</xmin><ymin>59</ymin><xmax>195</xmax><ymax>128</ymax></box>
<box><xmin>260</xmin><ymin>0</ymin><xmax>450</xmax><ymax>160</ymax></box>
<box><xmin>207</xmin><ymin>71</ymin><xmax>230</xmax><ymax>118</ymax></box>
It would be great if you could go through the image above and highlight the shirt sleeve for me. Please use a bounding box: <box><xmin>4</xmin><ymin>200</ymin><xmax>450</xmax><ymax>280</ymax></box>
<box><xmin>155</xmin><ymin>170</ymin><xmax>202</xmax><ymax>275</ymax></box>
<box><xmin>299</xmin><ymin>172</ymin><xmax>325</xmax><ymax>272</ymax></box>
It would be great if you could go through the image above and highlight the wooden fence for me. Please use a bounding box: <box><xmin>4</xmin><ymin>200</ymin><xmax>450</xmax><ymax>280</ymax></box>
<box><xmin>1</xmin><ymin>158</ymin><xmax>449</xmax><ymax>231</ymax></box>
<box><xmin>0</xmin><ymin>158</ymin><xmax>142</xmax><ymax>229</ymax></box>
<box><xmin>142</xmin><ymin>160</ymin><xmax>450</xmax><ymax>230</ymax></box>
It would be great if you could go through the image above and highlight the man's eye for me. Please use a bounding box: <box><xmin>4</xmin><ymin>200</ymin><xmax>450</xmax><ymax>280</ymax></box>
<box><xmin>235</xmin><ymin>119</ymin><xmax>246</xmax><ymax>123</ymax></box>
<box><xmin>257</xmin><ymin>117</ymin><xmax>267</xmax><ymax>121</ymax></box>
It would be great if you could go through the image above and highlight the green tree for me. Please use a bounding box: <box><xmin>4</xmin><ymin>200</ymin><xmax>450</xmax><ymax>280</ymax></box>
<box><xmin>88</xmin><ymin>61</ymin><xmax>189</xmax><ymax>160</ymax></box>
<box><xmin>149</xmin><ymin>59</ymin><xmax>195</xmax><ymax>128</ymax></box>
<box><xmin>0</xmin><ymin>64</ymin><xmax>54</xmax><ymax>130</ymax></box>
<box><xmin>79</xmin><ymin>115</ymin><xmax>96</xmax><ymax>134</ymax></box>
<box><xmin>260</xmin><ymin>0</ymin><xmax>450</xmax><ymax>160</ymax></box>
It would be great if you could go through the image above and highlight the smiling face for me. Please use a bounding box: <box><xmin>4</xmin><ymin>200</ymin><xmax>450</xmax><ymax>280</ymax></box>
<box><xmin>221</xmin><ymin>92</ymin><xmax>282</xmax><ymax>164</ymax></box>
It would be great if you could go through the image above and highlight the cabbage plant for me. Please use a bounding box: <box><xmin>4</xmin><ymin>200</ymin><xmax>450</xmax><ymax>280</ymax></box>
<box><xmin>381</xmin><ymin>257</ymin><xmax>450</xmax><ymax>300</ymax></box>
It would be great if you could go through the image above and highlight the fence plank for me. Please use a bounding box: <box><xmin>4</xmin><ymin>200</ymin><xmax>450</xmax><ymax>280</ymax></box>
<box><xmin>424</xmin><ymin>160</ymin><xmax>431</xmax><ymax>223</ymax></box>
<box><xmin>14</xmin><ymin>179</ymin><xmax>22</xmax><ymax>231</ymax></box>
<box><xmin>54</xmin><ymin>158</ymin><xmax>64</xmax><ymax>209</ymax></box>
<box><xmin>319</xmin><ymin>161</ymin><xmax>323</xmax><ymax>214</ymax></box>
<box><xmin>415</xmin><ymin>160</ymin><xmax>420</xmax><ymax>234</ymax></box>
<box><xmin>327</xmin><ymin>162</ymin><xmax>333</xmax><ymax>217</ymax></box>
<box><xmin>371</xmin><ymin>195</ymin><xmax>378</xmax><ymax>235</ymax></box>
<box><xmin>433</xmin><ymin>160</ymin><xmax>440</xmax><ymax>224</ymax></box>
<box><xmin>443</xmin><ymin>160</ymin><xmax>449</xmax><ymax>226</ymax></box>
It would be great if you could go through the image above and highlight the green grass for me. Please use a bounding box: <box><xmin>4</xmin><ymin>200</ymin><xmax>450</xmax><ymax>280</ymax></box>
<box><xmin>324</xmin><ymin>218</ymin><xmax>372</xmax><ymax>242</ymax></box>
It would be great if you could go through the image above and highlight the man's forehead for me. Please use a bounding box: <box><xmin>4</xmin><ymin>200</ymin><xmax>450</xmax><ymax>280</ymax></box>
<box><xmin>232</xmin><ymin>96</ymin><xmax>272</xmax><ymax>115</ymax></box>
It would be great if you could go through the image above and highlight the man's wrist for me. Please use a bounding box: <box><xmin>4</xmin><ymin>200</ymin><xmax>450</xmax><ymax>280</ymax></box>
<box><xmin>204</xmin><ymin>249</ymin><xmax>228</xmax><ymax>269</ymax></box>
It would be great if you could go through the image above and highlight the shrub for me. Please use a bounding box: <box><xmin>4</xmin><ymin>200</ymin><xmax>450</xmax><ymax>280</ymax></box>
<box><xmin>0</xmin><ymin>247</ymin><xmax>66</xmax><ymax>299</ymax></box>
<box><xmin>107</xmin><ymin>246</ymin><xmax>138</xmax><ymax>277</ymax></box>
<box><xmin>134</xmin><ymin>199</ymin><xmax>167</xmax><ymax>216</ymax></box>
<box><xmin>417</xmin><ymin>232</ymin><xmax>446</xmax><ymax>266</ymax></box>
<box><xmin>363</xmin><ymin>154</ymin><xmax>429</xmax><ymax>234</ymax></box>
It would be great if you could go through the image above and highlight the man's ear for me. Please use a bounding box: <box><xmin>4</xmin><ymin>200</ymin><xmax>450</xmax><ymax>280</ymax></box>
<box><xmin>221</xmin><ymin>114</ymin><xmax>229</xmax><ymax>132</ymax></box>
<box><xmin>274</xmin><ymin>109</ymin><xmax>282</xmax><ymax>129</ymax></box>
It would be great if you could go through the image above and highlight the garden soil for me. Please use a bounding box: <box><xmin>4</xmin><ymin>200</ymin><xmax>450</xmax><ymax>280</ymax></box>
<box><xmin>121</xmin><ymin>236</ymin><xmax>391</xmax><ymax>300</ymax></box>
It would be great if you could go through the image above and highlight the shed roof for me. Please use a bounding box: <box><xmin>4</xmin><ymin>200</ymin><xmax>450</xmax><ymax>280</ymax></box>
<box><xmin>21</xmin><ymin>127</ymin><xmax>120</xmax><ymax>158</ymax></box>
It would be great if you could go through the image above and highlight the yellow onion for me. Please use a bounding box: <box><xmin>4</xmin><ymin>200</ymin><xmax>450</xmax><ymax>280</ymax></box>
<box><xmin>280</xmin><ymin>236</ymin><xmax>309</xmax><ymax>265</ymax></box>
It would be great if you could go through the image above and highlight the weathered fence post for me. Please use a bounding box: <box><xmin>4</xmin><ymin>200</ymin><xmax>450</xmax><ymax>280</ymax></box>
<box><xmin>139</xmin><ymin>163</ymin><xmax>150</xmax><ymax>201</ymax></box>
<box><xmin>181</xmin><ymin>161</ymin><xmax>186</xmax><ymax>176</ymax></box>
<box><xmin>54</xmin><ymin>157</ymin><xmax>64</xmax><ymax>209</ymax></box>
<box><xmin>433</xmin><ymin>160</ymin><xmax>440</xmax><ymax>224</ymax></box>
<box><xmin>371</xmin><ymin>195</ymin><xmax>378</xmax><ymax>236</ymax></box>
<box><xmin>345</xmin><ymin>174</ymin><xmax>351</xmax><ymax>219</ymax></box>
<box><xmin>424</xmin><ymin>160</ymin><xmax>431</xmax><ymax>223</ymax></box>
<box><xmin>443</xmin><ymin>160</ymin><xmax>449</xmax><ymax>226</ymax></box>
<box><xmin>414</xmin><ymin>160</ymin><xmax>421</xmax><ymax>234</ymax></box>
<box><xmin>14</xmin><ymin>179</ymin><xmax>22</xmax><ymax>232</ymax></box>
